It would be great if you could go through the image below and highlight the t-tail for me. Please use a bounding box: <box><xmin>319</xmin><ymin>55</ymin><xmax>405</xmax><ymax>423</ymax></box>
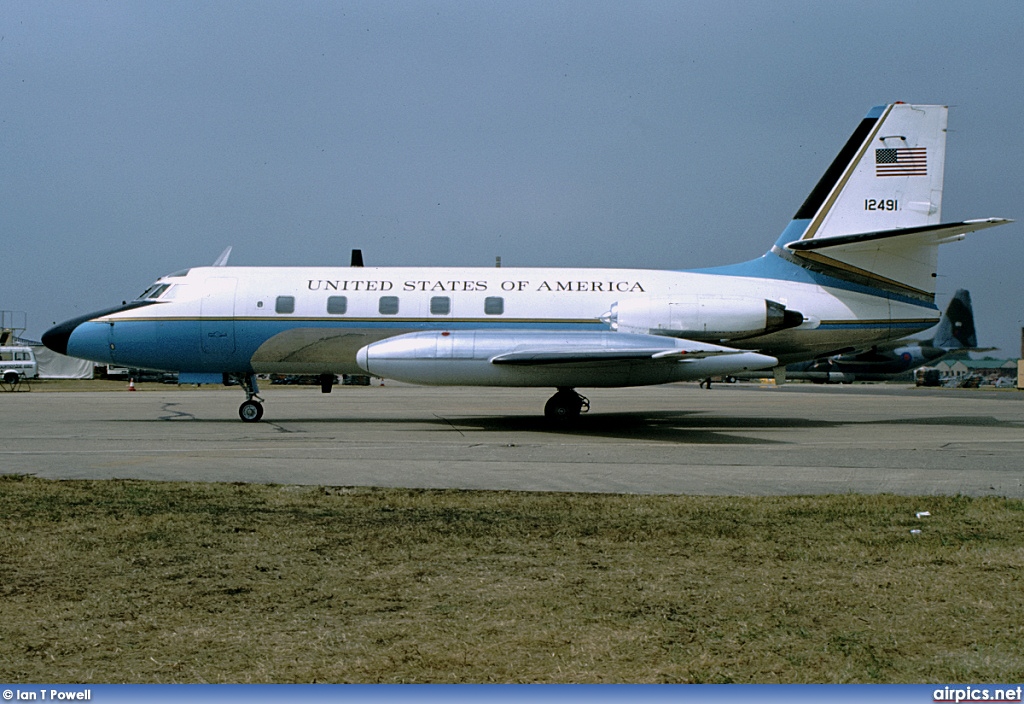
<box><xmin>767</xmin><ymin>103</ymin><xmax>1009</xmax><ymax>305</ymax></box>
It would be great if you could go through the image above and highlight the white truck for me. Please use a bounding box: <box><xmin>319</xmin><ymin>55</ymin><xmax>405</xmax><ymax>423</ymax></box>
<box><xmin>0</xmin><ymin>345</ymin><xmax>39</xmax><ymax>386</ymax></box>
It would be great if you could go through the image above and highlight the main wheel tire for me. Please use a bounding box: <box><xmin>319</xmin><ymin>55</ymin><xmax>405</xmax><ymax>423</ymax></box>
<box><xmin>239</xmin><ymin>400</ymin><xmax>264</xmax><ymax>422</ymax></box>
<box><xmin>544</xmin><ymin>392</ymin><xmax>582</xmax><ymax>421</ymax></box>
<box><xmin>3</xmin><ymin>371</ymin><xmax>19</xmax><ymax>385</ymax></box>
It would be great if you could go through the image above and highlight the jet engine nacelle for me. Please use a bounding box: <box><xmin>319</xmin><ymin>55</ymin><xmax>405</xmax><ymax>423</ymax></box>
<box><xmin>603</xmin><ymin>295</ymin><xmax>803</xmax><ymax>341</ymax></box>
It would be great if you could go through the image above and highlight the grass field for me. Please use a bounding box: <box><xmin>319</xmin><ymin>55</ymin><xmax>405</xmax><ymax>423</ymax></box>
<box><xmin>1</xmin><ymin>475</ymin><xmax>1022</xmax><ymax>683</ymax></box>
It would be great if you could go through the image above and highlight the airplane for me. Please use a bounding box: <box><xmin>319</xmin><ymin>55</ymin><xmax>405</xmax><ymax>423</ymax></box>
<box><xmin>42</xmin><ymin>102</ymin><xmax>1011</xmax><ymax>422</ymax></box>
<box><xmin>749</xmin><ymin>288</ymin><xmax>986</xmax><ymax>383</ymax></box>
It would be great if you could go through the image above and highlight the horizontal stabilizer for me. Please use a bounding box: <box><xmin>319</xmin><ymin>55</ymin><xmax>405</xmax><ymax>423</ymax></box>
<box><xmin>952</xmin><ymin>346</ymin><xmax>997</xmax><ymax>355</ymax></box>
<box><xmin>786</xmin><ymin>218</ymin><xmax>1012</xmax><ymax>252</ymax></box>
<box><xmin>780</xmin><ymin>218</ymin><xmax>1012</xmax><ymax>300</ymax></box>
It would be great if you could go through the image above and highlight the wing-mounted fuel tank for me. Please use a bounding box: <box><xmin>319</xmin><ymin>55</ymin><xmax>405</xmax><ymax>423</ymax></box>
<box><xmin>356</xmin><ymin>330</ymin><xmax>777</xmax><ymax>388</ymax></box>
<box><xmin>602</xmin><ymin>295</ymin><xmax>804</xmax><ymax>342</ymax></box>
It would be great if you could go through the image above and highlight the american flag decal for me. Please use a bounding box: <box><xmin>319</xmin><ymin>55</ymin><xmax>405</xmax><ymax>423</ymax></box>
<box><xmin>875</xmin><ymin>147</ymin><xmax>927</xmax><ymax>177</ymax></box>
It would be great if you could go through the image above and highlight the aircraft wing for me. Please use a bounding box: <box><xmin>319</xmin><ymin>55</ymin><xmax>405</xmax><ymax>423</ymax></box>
<box><xmin>859</xmin><ymin>340</ymin><xmax>998</xmax><ymax>356</ymax></box>
<box><xmin>490</xmin><ymin>346</ymin><xmax>750</xmax><ymax>365</ymax></box>
<box><xmin>859</xmin><ymin>340</ymin><xmax>910</xmax><ymax>354</ymax></box>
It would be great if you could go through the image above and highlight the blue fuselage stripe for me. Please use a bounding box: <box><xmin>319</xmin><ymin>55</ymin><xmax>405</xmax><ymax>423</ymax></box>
<box><xmin>69</xmin><ymin>318</ymin><xmax>607</xmax><ymax>373</ymax></box>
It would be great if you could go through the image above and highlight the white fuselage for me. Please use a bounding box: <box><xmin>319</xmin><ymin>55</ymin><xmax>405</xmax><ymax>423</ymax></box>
<box><xmin>75</xmin><ymin>263</ymin><xmax>936</xmax><ymax>382</ymax></box>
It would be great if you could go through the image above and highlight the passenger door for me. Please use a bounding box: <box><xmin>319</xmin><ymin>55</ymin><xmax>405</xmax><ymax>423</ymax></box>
<box><xmin>199</xmin><ymin>277</ymin><xmax>237</xmax><ymax>358</ymax></box>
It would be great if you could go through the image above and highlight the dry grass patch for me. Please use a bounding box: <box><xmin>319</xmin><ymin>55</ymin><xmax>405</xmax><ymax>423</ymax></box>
<box><xmin>1</xmin><ymin>476</ymin><xmax>1022</xmax><ymax>683</ymax></box>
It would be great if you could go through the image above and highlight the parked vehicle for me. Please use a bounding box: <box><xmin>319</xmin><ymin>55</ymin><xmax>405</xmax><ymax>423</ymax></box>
<box><xmin>0</xmin><ymin>345</ymin><xmax>39</xmax><ymax>386</ymax></box>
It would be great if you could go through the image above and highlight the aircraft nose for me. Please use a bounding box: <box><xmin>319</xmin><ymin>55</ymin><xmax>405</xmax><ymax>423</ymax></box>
<box><xmin>42</xmin><ymin>319</ymin><xmax>78</xmax><ymax>355</ymax></box>
<box><xmin>42</xmin><ymin>301</ymin><xmax>154</xmax><ymax>360</ymax></box>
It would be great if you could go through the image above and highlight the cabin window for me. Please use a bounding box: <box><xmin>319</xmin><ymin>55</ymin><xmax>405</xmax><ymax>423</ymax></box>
<box><xmin>275</xmin><ymin>296</ymin><xmax>295</xmax><ymax>314</ymax></box>
<box><xmin>484</xmin><ymin>296</ymin><xmax>504</xmax><ymax>315</ymax></box>
<box><xmin>430</xmin><ymin>296</ymin><xmax>451</xmax><ymax>315</ymax></box>
<box><xmin>379</xmin><ymin>296</ymin><xmax>399</xmax><ymax>315</ymax></box>
<box><xmin>327</xmin><ymin>296</ymin><xmax>348</xmax><ymax>314</ymax></box>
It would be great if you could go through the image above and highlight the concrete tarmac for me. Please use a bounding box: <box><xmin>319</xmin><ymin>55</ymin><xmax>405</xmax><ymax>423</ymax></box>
<box><xmin>2</xmin><ymin>382</ymin><xmax>1023</xmax><ymax>496</ymax></box>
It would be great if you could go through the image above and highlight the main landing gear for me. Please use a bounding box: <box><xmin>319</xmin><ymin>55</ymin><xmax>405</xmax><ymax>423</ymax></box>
<box><xmin>544</xmin><ymin>387</ymin><xmax>590</xmax><ymax>422</ymax></box>
<box><xmin>234</xmin><ymin>373</ymin><xmax>264</xmax><ymax>422</ymax></box>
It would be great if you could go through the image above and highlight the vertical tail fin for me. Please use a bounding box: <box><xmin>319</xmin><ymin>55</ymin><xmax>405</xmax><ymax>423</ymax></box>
<box><xmin>772</xmin><ymin>103</ymin><xmax>952</xmax><ymax>301</ymax></box>
<box><xmin>794</xmin><ymin>103</ymin><xmax>948</xmax><ymax>240</ymax></box>
<box><xmin>930</xmin><ymin>289</ymin><xmax>977</xmax><ymax>349</ymax></box>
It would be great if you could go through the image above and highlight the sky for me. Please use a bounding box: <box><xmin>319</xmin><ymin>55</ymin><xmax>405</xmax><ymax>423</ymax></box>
<box><xmin>3</xmin><ymin>1</ymin><xmax>1022</xmax><ymax>354</ymax></box>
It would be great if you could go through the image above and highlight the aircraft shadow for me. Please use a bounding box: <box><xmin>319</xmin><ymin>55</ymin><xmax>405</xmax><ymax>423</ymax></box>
<box><xmin>856</xmin><ymin>415</ymin><xmax>1023</xmax><ymax>429</ymax></box>
<box><xmin>140</xmin><ymin>409</ymin><xmax>1021</xmax><ymax>445</ymax></box>
<box><xmin>429</xmin><ymin>411</ymin><xmax>1024</xmax><ymax>444</ymax></box>
<box><xmin>438</xmin><ymin>411</ymin><xmax>838</xmax><ymax>445</ymax></box>
<box><xmin>136</xmin><ymin>409</ymin><xmax>829</xmax><ymax>444</ymax></box>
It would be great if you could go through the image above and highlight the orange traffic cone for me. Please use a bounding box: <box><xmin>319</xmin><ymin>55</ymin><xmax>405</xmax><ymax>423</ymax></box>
<box><xmin>128</xmin><ymin>378</ymin><xmax>136</xmax><ymax>391</ymax></box>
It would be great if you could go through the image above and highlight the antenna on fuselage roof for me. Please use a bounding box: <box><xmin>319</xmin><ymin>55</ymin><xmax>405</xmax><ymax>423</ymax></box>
<box><xmin>351</xmin><ymin>249</ymin><xmax>364</xmax><ymax>267</ymax></box>
<box><xmin>212</xmin><ymin>246</ymin><xmax>232</xmax><ymax>267</ymax></box>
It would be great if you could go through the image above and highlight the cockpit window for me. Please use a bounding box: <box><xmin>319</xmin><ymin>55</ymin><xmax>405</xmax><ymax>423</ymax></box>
<box><xmin>137</xmin><ymin>284</ymin><xmax>171</xmax><ymax>300</ymax></box>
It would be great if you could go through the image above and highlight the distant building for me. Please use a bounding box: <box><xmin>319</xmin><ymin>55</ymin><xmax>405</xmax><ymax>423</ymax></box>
<box><xmin>931</xmin><ymin>358</ymin><xmax>1018</xmax><ymax>387</ymax></box>
<box><xmin>935</xmin><ymin>358</ymin><xmax>1017</xmax><ymax>377</ymax></box>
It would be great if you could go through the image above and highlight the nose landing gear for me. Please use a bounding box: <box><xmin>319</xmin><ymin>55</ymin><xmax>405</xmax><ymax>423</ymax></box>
<box><xmin>233</xmin><ymin>373</ymin><xmax>264</xmax><ymax>422</ymax></box>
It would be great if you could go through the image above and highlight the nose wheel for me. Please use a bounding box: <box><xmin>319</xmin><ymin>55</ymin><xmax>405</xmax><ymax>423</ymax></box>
<box><xmin>239</xmin><ymin>399</ymin><xmax>264</xmax><ymax>422</ymax></box>
<box><xmin>233</xmin><ymin>373</ymin><xmax>265</xmax><ymax>423</ymax></box>
<box><xmin>544</xmin><ymin>388</ymin><xmax>589</xmax><ymax>422</ymax></box>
